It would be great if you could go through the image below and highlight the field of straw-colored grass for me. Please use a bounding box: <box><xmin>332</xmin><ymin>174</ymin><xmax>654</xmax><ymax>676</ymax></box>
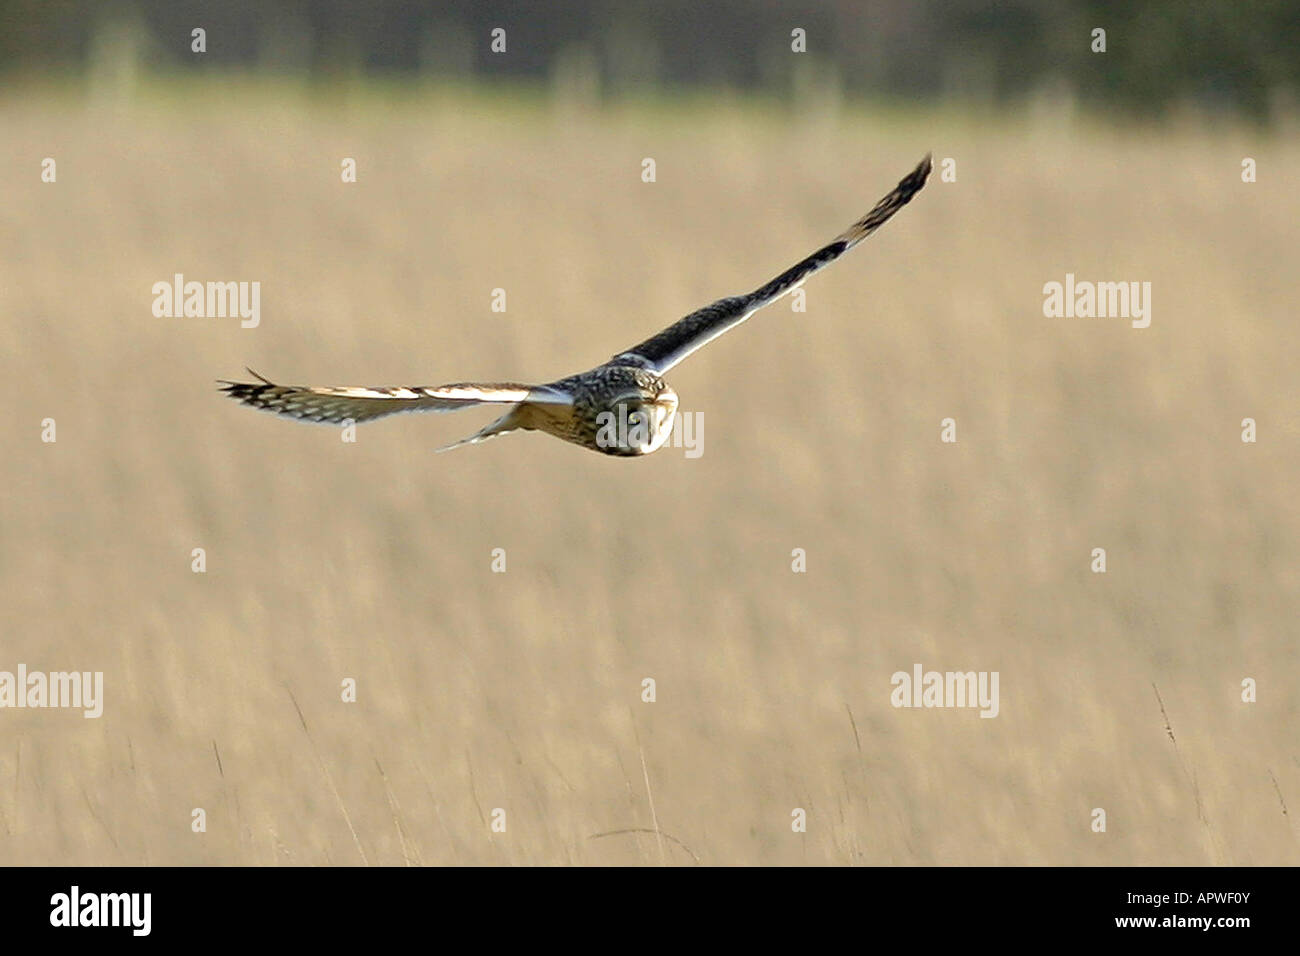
<box><xmin>1</xmin><ymin>80</ymin><xmax>1297</xmax><ymax>864</ymax></box>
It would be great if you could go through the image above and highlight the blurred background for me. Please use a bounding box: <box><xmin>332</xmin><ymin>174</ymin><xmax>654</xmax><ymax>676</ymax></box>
<box><xmin>5</xmin><ymin>0</ymin><xmax>1300</xmax><ymax>120</ymax></box>
<box><xmin>1</xmin><ymin>1</ymin><xmax>1297</xmax><ymax>865</ymax></box>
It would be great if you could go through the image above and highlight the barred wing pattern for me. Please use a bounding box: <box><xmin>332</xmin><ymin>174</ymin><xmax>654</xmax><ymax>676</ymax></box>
<box><xmin>219</xmin><ymin>370</ymin><xmax>570</xmax><ymax>425</ymax></box>
<box><xmin>614</xmin><ymin>154</ymin><xmax>932</xmax><ymax>374</ymax></box>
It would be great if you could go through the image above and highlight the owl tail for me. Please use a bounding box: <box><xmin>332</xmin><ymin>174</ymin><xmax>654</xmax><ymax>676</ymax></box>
<box><xmin>434</xmin><ymin>406</ymin><xmax>527</xmax><ymax>453</ymax></box>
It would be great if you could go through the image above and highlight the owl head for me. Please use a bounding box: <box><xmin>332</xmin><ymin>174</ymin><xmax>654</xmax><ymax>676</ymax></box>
<box><xmin>593</xmin><ymin>381</ymin><xmax>678</xmax><ymax>456</ymax></box>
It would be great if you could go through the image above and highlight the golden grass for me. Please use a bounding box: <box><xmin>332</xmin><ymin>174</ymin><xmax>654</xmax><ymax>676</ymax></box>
<box><xmin>1</xmin><ymin>82</ymin><xmax>1297</xmax><ymax>865</ymax></box>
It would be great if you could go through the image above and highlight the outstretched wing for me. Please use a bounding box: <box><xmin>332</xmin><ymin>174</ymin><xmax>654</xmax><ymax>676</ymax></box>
<box><xmin>219</xmin><ymin>370</ymin><xmax>570</xmax><ymax>424</ymax></box>
<box><xmin>613</xmin><ymin>154</ymin><xmax>931</xmax><ymax>374</ymax></box>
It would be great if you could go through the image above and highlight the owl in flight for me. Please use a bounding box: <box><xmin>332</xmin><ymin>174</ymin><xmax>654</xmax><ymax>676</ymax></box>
<box><xmin>222</xmin><ymin>155</ymin><xmax>930</xmax><ymax>457</ymax></box>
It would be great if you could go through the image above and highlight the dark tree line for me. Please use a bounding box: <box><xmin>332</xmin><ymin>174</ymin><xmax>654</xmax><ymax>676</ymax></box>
<box><xmin>2</xmin><ymin>1</ymin><xmax>1295</xmax><ymax>121</ymax></box>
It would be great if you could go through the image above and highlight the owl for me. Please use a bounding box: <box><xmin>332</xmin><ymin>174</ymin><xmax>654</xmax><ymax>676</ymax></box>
<box><xmin>222</xmin><ymin>155</ymin><xmax>930</xmax><ymax>456</ymax></box>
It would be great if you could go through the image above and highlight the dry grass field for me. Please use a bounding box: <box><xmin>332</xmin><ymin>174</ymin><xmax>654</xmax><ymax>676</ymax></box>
<box><xmin>1</xmin><ymin>80</ymin><xmax>1297</xmax><ymax>865</ymax></box>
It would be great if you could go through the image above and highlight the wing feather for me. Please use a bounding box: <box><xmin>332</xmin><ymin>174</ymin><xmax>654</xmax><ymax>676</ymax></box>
<box><xmin>614</xmin><ymin>154</ymin><xmax>931</xmax><ymax>374</ymax></box>
<box><xmin>219</xmin><ymin>371</ymin><xmax>570</xmax><ymax>425</ymax></box>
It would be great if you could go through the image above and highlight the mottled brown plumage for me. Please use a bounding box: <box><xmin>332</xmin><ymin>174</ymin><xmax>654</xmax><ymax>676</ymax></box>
<box><xmin>220</xmin><ymin>155</ymin><xmax>930</xmax><ymax>456</ymax></box>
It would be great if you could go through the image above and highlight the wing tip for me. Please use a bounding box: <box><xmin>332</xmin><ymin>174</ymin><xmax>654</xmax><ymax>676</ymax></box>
<box><xmin>217</xmin><ymin>368</ymin><xmax>276</xmax><ymax>393</ymax></box>
<box><xmin>902</xmin><ymin>152</ymin><xmax>933</xmax><ymax>193</ymax></box>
